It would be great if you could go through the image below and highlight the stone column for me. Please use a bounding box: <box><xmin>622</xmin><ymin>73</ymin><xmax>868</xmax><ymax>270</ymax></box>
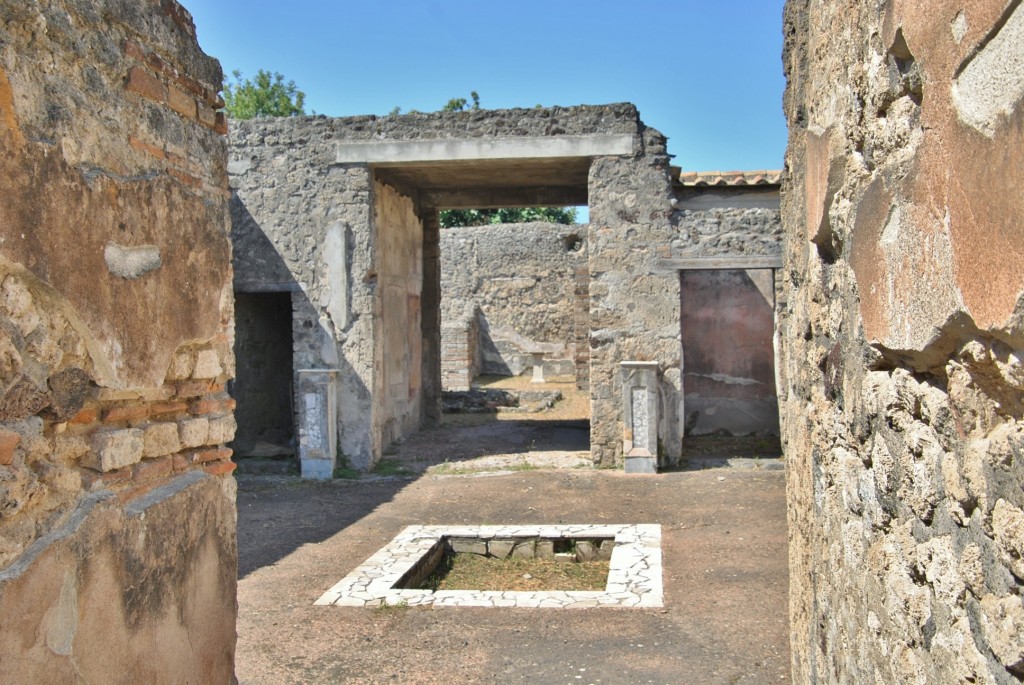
<box><xmin>296</xmin><ymin>369</ymin><xmax>339</xmax><ymax>479</ymax></box>
<box><xmin>620</xmin><ymin>361</ymin><xmax>661</xmax><ymax>474</ymax></box>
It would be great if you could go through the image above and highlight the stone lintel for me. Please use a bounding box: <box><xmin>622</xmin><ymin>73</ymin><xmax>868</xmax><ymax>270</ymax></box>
<box><xmin>337</xmin><ymin>134</ymin><xmax>635</xmax><ymax>165</ymax></box>
<box><xmin>233</xmin><ymin>281</ymin><xmax>301</xmax><ymax>293</ymax></box>
<box><xmin>656</xmin><ymin>256</ymin><xmax>783</xmax><ymax>271</ymax></box>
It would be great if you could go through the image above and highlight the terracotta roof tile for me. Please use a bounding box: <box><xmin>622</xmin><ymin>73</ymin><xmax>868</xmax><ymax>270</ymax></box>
<box><xmin>674</xmin><ymin>169</ymin><xmax>782</xmax><ymax>187</ymax></box>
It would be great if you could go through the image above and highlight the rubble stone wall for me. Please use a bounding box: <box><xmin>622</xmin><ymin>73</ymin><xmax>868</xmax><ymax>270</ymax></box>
<box><xmin>440</xmin><ymin>222</ymin><xmax>585</xmax><ymax>382</ymax></box>
<box><xmin>230</xmin><ymin>104</ymin><xmax>646</xmax><ymax>468</ymax></box>
<box><xmin>781</xmin><ymin>0</ymin><xmax>1024</xmax><ymax>682</ymax></box>
<box><xmin>0</xmin><ymin>0</ymin><xmax>237</xmax><ymax>681</ymax></box>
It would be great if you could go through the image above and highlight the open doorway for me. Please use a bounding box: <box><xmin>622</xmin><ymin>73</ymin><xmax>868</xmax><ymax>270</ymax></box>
<box><xmin>377</xmin><ymin>204</ymin><xmax>592</xmax><ymax>474</ymax></box>
<box><xmin>231</xmin><ymin>291</ymin><xmax>295</xmax><ymax>460</ymax></box>
<box><xmin>679</xmin><ymin>268</ymin><xmax>781</xmax><ymax>466</ymax></box>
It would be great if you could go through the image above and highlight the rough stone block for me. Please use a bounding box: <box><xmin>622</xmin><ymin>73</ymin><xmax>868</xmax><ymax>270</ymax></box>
<box><xmin>575</xmin><ymin>540</ymin><xmax>596</xmax><ymax>562</ymax></box>
<box><xmin>979</xmin><ymin>595</ymin><xmax>1024</xmax><ymax>675</ymax></box>
<box><xmin>206</xmin><ymin>414</ymin><xmax>236</xmax><ymax>445</ymax></box>
<box><xmin>992</xmin><ymin>499</ymin><xmax>1024</xmax><ymax>581</ymax></box>
<box><xmin>167</xmin><ymin>351</ymin><xmax>195</xmax><ymax>381</ymax></box>
<box><xmin>85</xmin><ymin>429</ymin><xmax>144</xmax><ymax>472</ymax></box>
<box><xmin>54</xmin><ymin>435</ymin><xmax>89</xmax><ymax>461</ymax></box>
<box><xmin>178</xmin><ymin>417</ymin><xmax>210</xmax><ymax>449</ymax></box>
<box><xmin>511</xmin><ymin>540</ymin><xmax>536</xmax><ymax>559</ymax></box>
<box><xmin>192</xmin><ymin>349</ymin><xmax>222</xmax><ymax>379</ymax></box>
<box><xmin>45</xmin><ymin>368</ymin><xmax>91</xmax><ymax>421</ymax></box>
<box><xmin>143</xmin><ymin>422</ymin><xmax>181</xmax><ymax>458</ymax></box>
<box><xmin>535</xmin><ymin>539</ymin><xmax>555</xmax><ymax>559</ymax></box>
<box><xmin>449</xmin><ymin>538</ymin><xmax>487</xmax><ymax>556</ymax></box>
<box><xmin>487</xmin><ymin>539</ymin><xmax>514</xmax><ymax>559</ymax></box>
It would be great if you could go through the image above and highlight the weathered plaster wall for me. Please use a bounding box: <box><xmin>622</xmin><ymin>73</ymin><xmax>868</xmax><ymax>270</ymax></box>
<box><xmin>375</xmin><ymin>181</ymin><xmax>423</xmax><ymax>446</ymax></box>
<box><xmin>440</xmin><ymin>222</ymin><xmax>585</xmax><ymax>381</ymax></box>
<box><xmin>781</xmin><ymin>0</ymin><xmax>1024</xmax><ymax>682</ymax></box>
<box><xmin>0</xmin><ymin>0</ymin><xmax>236</xmax><ymax>681</ymax></box>
<box><xmin>680</xmin><ymin>268</ymin><xmax>779</xmax><ymax>436</ymax></box>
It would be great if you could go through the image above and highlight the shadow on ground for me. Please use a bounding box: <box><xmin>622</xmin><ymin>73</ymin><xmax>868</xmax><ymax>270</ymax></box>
<box><xmin>235</xmin><ymin>467</ymin><xmax>790</xmax><ymax>684</ymax></box>
<box><xmin>236</xmin><ymin>477</ymin><xmax>408</xmax><ymax>578</ymax></box>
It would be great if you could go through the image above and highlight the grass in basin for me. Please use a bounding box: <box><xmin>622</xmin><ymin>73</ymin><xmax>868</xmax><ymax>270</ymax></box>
<box><xmin>422</xmin><ymin>553</ymin><xmax>608</xmax><ymax>592</ymax></box>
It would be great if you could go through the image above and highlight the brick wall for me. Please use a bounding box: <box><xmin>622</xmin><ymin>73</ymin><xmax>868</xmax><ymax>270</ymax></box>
<box><xmin>0</xmin><ymin>0</ymin><xmax>236</xmax><ymax>680</ymax></box>
<box><xmin>441</xmin><ymin>307</ymin><xmax>480</xmax><ymax>392</ymax></box>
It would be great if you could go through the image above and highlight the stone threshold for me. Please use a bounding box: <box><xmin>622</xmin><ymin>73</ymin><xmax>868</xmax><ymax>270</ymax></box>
<box><xmin>315</xmin><ymin>524</ymin><xmax>663</xmax><ymax>609</ymax></box>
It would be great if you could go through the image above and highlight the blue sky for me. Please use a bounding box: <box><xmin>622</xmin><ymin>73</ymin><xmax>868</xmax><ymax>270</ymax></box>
<box><xmin>184</xmin><ymin>1</ymin><xmax>787</xmax><ymax>173</ymax></box>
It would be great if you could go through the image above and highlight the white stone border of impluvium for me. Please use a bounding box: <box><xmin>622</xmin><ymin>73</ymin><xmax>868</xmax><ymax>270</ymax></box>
<box><xmin>315</xmin><ymin>524</ymin><xmax>663</xmax><ymax>609</ymax></box>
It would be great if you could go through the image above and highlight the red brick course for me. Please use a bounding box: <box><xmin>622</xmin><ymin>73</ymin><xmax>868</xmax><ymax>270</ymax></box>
<box><xmin>125</xmin><ymin>65</ymin><xmax>167</xmax><ymax>104</ymax></box>
<box><xmin>192</xmin><ymin>447</ymin><xmax>233</xmax><ymax>464</ymax></box>
<box><xmin>189</xmin><ymin>396</ymin><xmax>236</xmax><ymax>416</ymax></box>
<box><xmin>103</xmin><ymin>404</ymin><xmax>151</xmax><ymax>424</ymax></box>
<box><xmin>149</xmin><ymin>401</ymin><xmax>188</xmax><ymax>417</ymax></box>
<box><xmin>0</xmin><ymin>431</ymin><xmax>20</xmax><ymax>466</ymax></box>
<box><xmin>202</xmin><ymin>460</ymin><xmax>237</xmax><ymax>476</ymax></box>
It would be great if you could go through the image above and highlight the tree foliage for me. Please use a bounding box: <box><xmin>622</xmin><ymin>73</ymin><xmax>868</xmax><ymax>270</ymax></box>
<box><xmin>435</xmin><ymin>92</ymin><xmax>579</xmax><ymax>226</ymax></box>
<box><xmin>442</xmin><ymin>91</ymin><xmax>480</xmax><ymax>112</ymax></box>
<box><xmin>223</xmin><ymin>69</ymin><xmax>306</xmax><ymax>120</ymax></box>
<box><xmin>440</xmin><ymin>206</ymin><xmax>578</xmax><ymax>228</ymax></box>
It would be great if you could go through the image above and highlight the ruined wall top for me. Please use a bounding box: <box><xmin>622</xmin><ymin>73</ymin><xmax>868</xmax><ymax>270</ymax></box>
<box><xmin>230</xmin><ymin>102</ymin><xmax>643</xmax><ymax>148</ymax></box>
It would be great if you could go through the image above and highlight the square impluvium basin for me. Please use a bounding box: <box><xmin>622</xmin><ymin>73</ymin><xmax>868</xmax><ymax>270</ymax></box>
<box><xmin>315</xmin><ymin>524</ymin><xmax>662</xmax><ymax>608</ymax></box>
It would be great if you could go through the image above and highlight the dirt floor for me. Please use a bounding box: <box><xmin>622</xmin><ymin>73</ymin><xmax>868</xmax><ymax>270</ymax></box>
<box><xmin>234</xmin><ymin>378</ymin><xmax>790</xmax><ymax>684</ymax></box>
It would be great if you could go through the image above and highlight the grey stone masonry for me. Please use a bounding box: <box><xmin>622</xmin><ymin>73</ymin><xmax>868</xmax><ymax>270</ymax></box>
<box><xmin>230</xmin><ymin>103</ymin><xmax>783</xmax><ymax>471</ymax></box>
<box><xmin>440</xmin><ymin>222</ymin><xmax>586</xmax><ymax>383</ymax></box>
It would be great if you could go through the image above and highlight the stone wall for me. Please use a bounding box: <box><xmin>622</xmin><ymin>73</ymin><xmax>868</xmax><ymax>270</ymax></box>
<box><xmin>0</xmin><ymin>0</ymin><xmax>236</xmax><ymax>681</ymax></box>
<box><xmin>231</xmin><ymin>104</ymin><xmax>788</xmax><ymax>470</ymax></box>
<box><xmin>440</xmin><ymin>222</ymin><xmax>585</xmax><ymax>383</ymax></box>
<box><xmin>673</xmin><ymin>187</ymin><xmax>784</xmax><ymax>437</ymax></box>
<box><xmin>375</xmin><ymin>181</ymin><xmax>423</xmax><ymax>446</ymax></box>
<box><xmin>781</xmin><ymin>0</ymin><xmax>1024</xmax><ymax>682</ymax></box>
<box><xmin>230</xmin><ymin>104</ymin><xmax>648</xmax><ymax>469</ymax></box>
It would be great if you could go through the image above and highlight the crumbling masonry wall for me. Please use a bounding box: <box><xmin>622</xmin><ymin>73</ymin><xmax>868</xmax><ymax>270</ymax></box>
<box><xmin>781</xmin><ymin>0</ymin><xmax>1024</xmax><ymax>682</ymax></box>
<box><xmin>231</xmin><ymin>104</ymin><xmax>687</xmax><ymax>468</ymax></box>
<box><xmin>440</xmin><ymin>222</ymin><xmax>586</xmax><ymax>384</ymax></box>
<box><xmin>0</xmin><ymin>1</ymin><xmax>237</xmax><ymax>681</ymax></box>
<box><xmin>231</xmin><ymin>104</ymin><xmax>786</xmax><ymax>469</ymax></box>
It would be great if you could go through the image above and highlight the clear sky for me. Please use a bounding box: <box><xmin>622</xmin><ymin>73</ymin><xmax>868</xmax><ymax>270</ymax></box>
<box><xmin>183</xmin><ymin>0</ymin><xmax>787</xmax><ymax>173</ymax></box>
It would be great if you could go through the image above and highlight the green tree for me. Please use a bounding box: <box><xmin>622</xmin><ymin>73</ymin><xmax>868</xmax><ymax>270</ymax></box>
<box><xmin>440</xmin><ymin>206</ymin><xmax>578</xmax><ymax>228</ymax></box>
<box><xmin>435</xmin><ymin>92</ymin><xmax>578</xmax><ymax>227</ymax></box>
<box><xmin>442</xmin><ymin>91</ymin><xmax>480</xmax><ymax>112</ymax></box>
<box><xmin>223</xmin><ymin>69</ymin><xmax>306</xmax><ymax>119</ymax></box>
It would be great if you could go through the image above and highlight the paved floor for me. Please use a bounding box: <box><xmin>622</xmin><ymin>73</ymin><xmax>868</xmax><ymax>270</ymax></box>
<box><xmin>235</xmin><ymin>464</ymin><xmax>790</xmax><ymax>684</ymax></box>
